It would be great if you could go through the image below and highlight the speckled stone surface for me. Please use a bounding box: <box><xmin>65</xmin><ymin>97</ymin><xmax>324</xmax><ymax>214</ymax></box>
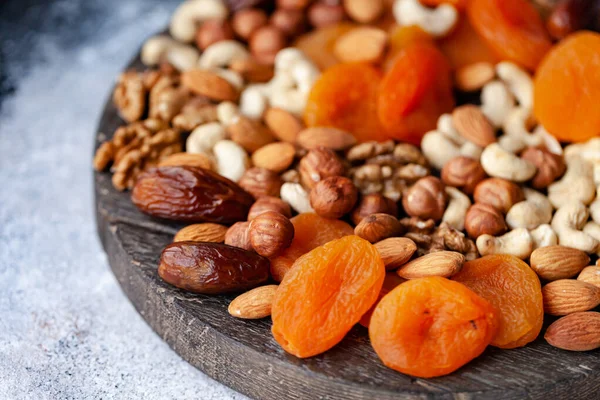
<box><xmin>0</xmin><ymin>1</ymin><xmax>245</xmax><ymax>398</ymax></box>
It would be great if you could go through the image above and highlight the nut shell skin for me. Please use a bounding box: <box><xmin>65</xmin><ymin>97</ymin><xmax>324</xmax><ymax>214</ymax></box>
<box><xmin>351</xmin><ymin>193</ymin><xmax>398</xmax><ymax>225</ymax></box>
<box><xmin>473</xmin><ymin>178</ymin><xmax>524</xmax><ymax>214</ymax></box>
<box><xmin>402</xmin><ymin>177</ymin><xmax>448</xmax><ymax>221</ymax></box>
<box><xmin>465</xmin><ymin>203</ymin><xmax>508</xmax><ymax>239</ymax></box>
<box><xmin>355</xmin><ymin>213</ymin><xmax>403</xmax><ymax>243</ymax></box>
<box><xmin>520</xmin><ymin>147</ymin><xmax>566</xmax><ymax>189</ymax></box>
<box><xmin>441</xmin><ymin>156</ymin><xmax>487</xmax><ymax>195</ymax></box>
<box><xmin>225</xmin><ymin>221</ymin><xmax>253</xmax><ymax>251</ymax></box>
<box><xmin>248</xmin><ymin>196</ymin><xmax>292</xmax><ymax>221</ymax></box>
<box><xmin>249</xmin><ymin>211</ymin><xmax>295</xmax><ymax>257</ymax></box>
<box><xmin>299</xmin><ymin>147</ymin><xmax>346</xmax><ymax>189</ymax></box>
<box><xmin>310</xmin><ymin>176</ymin><xmax>358</xmax><ymax>219</ymax></box>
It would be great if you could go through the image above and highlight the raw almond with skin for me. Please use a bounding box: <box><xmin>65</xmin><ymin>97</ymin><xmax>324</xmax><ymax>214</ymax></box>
<box><xmin>545</xmin><ymin>311</ymin><xmax>600</xmax><ymax>351</ymax></box>
<box><xmin>159</xmin><ymin>152</ymin><xmax>214</xmax><ymax>170</ymax></box>
<box><xmin>454</xmin><ymin>62</ymin><xmax>495</xmax><ymax>92</ymax></box>
<box><xmin>578</xmin><ymin>266</ymin><xmax>600</xmax><ymax>288</ymax></box>
<box><xmin>397</xmin><ymin>251</ymin><xmax>465</xmax><ymax>279</ymax></box>
<box><xmin>252</xmin><ymin>142</ymin><xmax>296</xmax><ymax>173</ymax></box>
<box><xmin>228</xmin><ymin>284</ymin><xmax>279</xmax><ymax>319</ymax></box>
<box><xmin>228</xmin><ymin>116</ymin><xmax>276</xmax><ymax>153</ymax></box>
<box><xmin>530</xmin><ymin>245</ymin><xmax>590</xmax><ymax>281</ymax></box>
<box><xmin>264</xmin><ymin>108</ymin><xmax>304</xmax><ymax>143</ymax></box>
<box><xmin>374</xmin><ymin>237</ymin><xmax>417</xmax><ymax>270</ymax></box>
<box><xmin>542</xmin><ymin>279</ymin><xmax>600</xmax><ymax>316</ymax></box>
<box><xmin>296</xmin><ymin>127</ymin><xmax>357</xmax><ymax>151</ymax></box>
<box><xmin>174</xmin><ymin>223</ymin><xmax>228</xmax><ymax>242</ymax></box>
<box><xmin>181</xmin><ymin>69</ymin><xmax>239</xmax><ymax>102</ymax></box>
<box><xmin>333</xmin><ymin>27</ymin><xmax>388</xmax><ymax>64</ymax></box>
<box><xmin>229</xmin><ymin>58</ymin><xmax>274</xmax><ymax>83</ymax></box>
<box><xmin>452</xmin><ymin>105</ymin><xmax>496</xmax><ymax>147</ymax></box>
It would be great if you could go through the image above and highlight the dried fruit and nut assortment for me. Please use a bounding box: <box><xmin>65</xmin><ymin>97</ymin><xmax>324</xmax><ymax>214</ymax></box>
<box><xmin>94</xmin><ymin>0</ymin><xmax>600</xmax><ymax>379</ymax></box>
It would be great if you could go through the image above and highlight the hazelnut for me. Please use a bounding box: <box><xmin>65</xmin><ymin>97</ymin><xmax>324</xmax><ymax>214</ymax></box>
<box><xmin>225</xmin><ymin>221</ymin><xmax>253</xmax><ymax>251</ymax></box>
<box><xmin>309</xmin><ymin>176</ymin><xmax>358</xmax><ymax>219</ymax></box>
<box><xmin>355</xmin><ymin>213</ymin><xmax>403</xmax><ymax>243</ymax></box>
<box><xmin>270</xmin><ymin>9</ymin><xmax>306</xmax><ymax>37</ymax></box>
<box><xmin>231</xmin><ymin>8</ymin><xmax>268</xmax><ymax>40</ymax></box>
<box><xmin>350</xmin><ymin>193</ymin><xmax>398</xmax><ymax>225</ymax></box>
<box><xmin>277</xmin><ymin>0</ymin><xmax>312</xmax><ymax>10</ymax></box>
<box><xmin>441</xmin><ymin>156</ymin><xmax>487</xmax><ymax>195</ymax></box>
<box><xmin>464</xmin><ymin>203</ymin><xmax>508</xmax><ymax>239</ymax></box>
<box><xmin>195</xmin><ymin>19</ymin><xmax>234</xmax><ymax>50</ymax></box>
<box><xmin>473</xmin><ymin>178</ymin><xmax>524</xmax><ymax>214</ymax></box>
<box><xmin>248</xmin><ymin>196</ymin><xmax>292</xmax><ymax>221</ymax></box>
<box><xmin>238</xmin><ymin>167</ymin><xmax>284</xmax><ymax>199</ymax></box>
<box><xmin>308</xmin><ymin>3</ymin><xmax>346</xmax><ymax>28</ymax></box>
<box><xmin>249</xmin><ymin>25</ymin><xmax>287</xmax><ymax>65</ymax></box>
<box><xmin>299</xmin><ymin>147</ymin><xmax>346</xmax><ymax>189</ymax></box>
<box><xmin>520</xmin><ymin>147</ymin><xmax>566</xmax><ymax>189</ymax></box>
<box><xmin>402</xmin><ymin>177</ymin><xmax>448</xmax><ymax>222</ymax></box>
<box><xmin>249</xmin><ymin>211</ymin><xmax>294</xmax><ymax>257</ymax></box>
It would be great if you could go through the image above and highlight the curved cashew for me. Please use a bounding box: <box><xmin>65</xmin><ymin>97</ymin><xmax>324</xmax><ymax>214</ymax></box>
<box><xmin>393</xmin><ymin>0</ymin><xmax>458</xmax><ymax>37</ymax></box>
<box><xmin>530</xmin><ymin>224</ymin><xmax>558</xmax><ymax>250</ymax></box>
<box><xmin>535</xmin><ymin>125</ymin><xmax>563</xmax><ymax>155</ymax></box>
<box><xmin>216</xmin><ymin>102</ymin><xmax>240</xmax><ymax>126</ymax></box>
<box><xmin>590</xmin><ymin>188</ymin><xmax>600</xmax><ymax>224</ymax></box>
<box><xmin>565</xmin><ymin>138</ymin><xmax>600</xmax><ymax>185</ymax></box>
<box><xmin>169</xmin><ymin>0</ymin><xmax>228</xmax><ymax>43</ymax></box>
<box><xmin>476</xmin><ymin>228</ymin><xmax>533</xmax><ymax>259</ymax></box>
<box><xmin>548</xmin><ymin>158</ymin><xmax>595</xmax><ymax>208</ymax></box>
<box><xmin>583</xmin><ymin>222</ymin><xmax>600</xmax><ymax>256</ymax></box>
<box><xmin>421</xmin><ymin>131</ymin><xmax>462</xmax><ymax>170</ymax></box>
<box><xmin>501</xmin><ymin>107</ymin><xmax>543</xmax><ymax>152</ymax></box>
<box><xmin>480</xmin><ymin>80</ymin><xmax>515</xmax><ymax>128</ymax></box>
<box><xmin>211</xmin><ymin>68</ymin><xmax>244</xmax><ymax>90</ymax></box>
<box><xmin>267</xmin><ymin>56</ymin><xmax>319</xmax><ymax>116</ymax></box>
<box><xmin>239</xmin><ymin>85</ymin><xmax>268</xmax><ymax>119</ymax></box>
<box><xmin>437</xmin><ymin>113</ymin><xmax>465</xmax><ymax>144</ymax></box>
<box><xmin>497</xmin><ymin>135</ymin><xmax>526</xmax><ymax>154</ymax></box>
<box><xmin>496</xmin><ymin>62</ymin><xmax>533</xmax><ymax>113</ymax></box>
<box><xmin>506</xmin><ymin>188</ymin><xmax>553</xmax><ymax>230</ymax></box>
<box><xmin>280</xmin><ymin>183</ymin><xmax>314</xmax><ymax>214</ymax></box>
<box><xmin>186</xmin><ymin>122</ymin><xmax>227</xmax><ymax>155</ymax></box>
<box><xmin>551</xmin><ymin>201</ymin><xmax>599</xmax><ymax>253</ymax></box>
<box><xmin>442</xmin><ymin>187</ymin><xmax>471</xmax><ymax>231</ymax></box>
<box><xmin>269</xmin><ymin>89</ymin><xmax>307</xmax><ymax>116</ymax></box>
<box><xmin>274</xmin><ymin>48</ymin><xmax>306</xmax><ymax>72</ymax></box>
<box><xmin>198</xmin><ymin>40</ymin><xmax>250</xmax><ymax>69</ymax></box>
<box><xmin>213</xmin><ymin>140</ymin><xmax>249</xmax><ymax>182</ymax></box>
<box><xmin>480</xmin><ymin>143</ymin><xmax>537</xmax><ymax>182</ymax></box>
<box><xmin>141</xmin><ymin>35</ymin><xmax>199</xmax><ymax>70</ymax></box>
<box><xmin>460</xmin><ymin>142</ymin><xmax>483</xmax><ymax>161</ymax></box>
<box><xmin>290</xmin><ymin>59</ymin><xmax>320</xmax><ymax>94</ymax></box>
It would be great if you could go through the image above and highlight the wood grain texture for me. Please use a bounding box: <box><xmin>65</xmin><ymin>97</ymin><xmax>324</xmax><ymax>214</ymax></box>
<box><xmin>94</xmin><ymin>54</ymin><xmax>600</xmax><ymax>400</ymax></box>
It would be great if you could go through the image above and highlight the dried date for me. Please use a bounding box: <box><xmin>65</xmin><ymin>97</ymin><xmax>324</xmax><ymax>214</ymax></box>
<box><xmin>132</xmin><ymin>166</ymin><xmax>254</xmax><ymax>223</ymax></box>
<box><xmin>158</xmin><ymin>242</ymin><xmax>270</xmax><ymax>294</ymax></box>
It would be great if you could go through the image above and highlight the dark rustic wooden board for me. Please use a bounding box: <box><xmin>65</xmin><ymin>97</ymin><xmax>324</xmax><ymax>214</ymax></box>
<box><xmin>94</xmin><ymin>53</ymin><xmax>600</xmax><ymax>400</ymax></box>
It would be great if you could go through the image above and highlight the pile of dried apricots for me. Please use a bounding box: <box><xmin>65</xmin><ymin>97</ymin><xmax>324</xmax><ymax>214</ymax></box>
<box><xmin>95</xmin><ymin>0</ymin><xmax>600</xmax><ymax>380</ymax></box>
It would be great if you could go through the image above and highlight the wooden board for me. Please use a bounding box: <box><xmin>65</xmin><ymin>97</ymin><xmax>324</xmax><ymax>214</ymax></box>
<box><xmin>94</xmin><ymin>55</ymin><xmax>600</xmax><ymax>400</ymax></box>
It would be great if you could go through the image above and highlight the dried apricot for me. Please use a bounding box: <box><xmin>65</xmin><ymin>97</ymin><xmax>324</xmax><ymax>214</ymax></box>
<box><xmin>383</xmin><ymin>26</ymin><xmax>433</xmax><ymax>71</ymax></box>
<box><xmin>369</xmin><ymin>277</ymin><xmax>498</xmax><ymax>378</ymax></box>
<box><xmin>378</xmin><ymin>44</ymin><xmax>454</xmax><ymax>145</ymax></box>
<box><xmin>272</xmin><ymin>235</ymin><xmax>385</xmax><ymax>358</ymax></box>
<box><xmin>453</xmin><ymin>255</ymin><xmax>543</xmax><ymax>349</ymax></box>
<box><xmin>467</xmin><ymin>0</ymin><xmax>552</xmax><ymax>71</ymax></box>
<box><xmin>359</xmin><ymin>273</ymin><xmax>406</xmax><ymax>328</ymax></box>
<box><xmin>294</xmin><ymin>23</ymin><xmax>356</xmax><ymax>70</ymax></box>
<box><xmin>437</xmin><ymin>17</ymin><xmax>498</xmax><ymax>70</ymax></box>
<box><xmin>420</xmin><ymin>0</ymin><xmax>467</xmax><ymax>10</ymax></box>
<box><xmin>534</xmin><ymin>31</ymin><xmax>600</xmax><ymax>143</ymax></box>
<box><xmin>269</xmin><ymin>213</ymin><xmax>354</xmax><ymax>282</ymax></box>
<box><xmin>304</xmin><ymin>63</ymin><xmax>389</xmax><ymax>143</ymax></box>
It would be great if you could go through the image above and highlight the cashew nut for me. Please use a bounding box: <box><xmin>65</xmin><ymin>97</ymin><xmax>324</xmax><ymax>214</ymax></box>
<box><xmin>211</xmin><ymin>68</ymin><xmax>244</xmax><ymax>90</ymax></box>
<box><xmin>280</xmin><ymin>183</ymin><xmax>314</xmax><ymax>214</ymax></box>
<box><xmin>501</xmin><ymin>107</ymin><xmax>543</xmax><ymax>152</ymax></box>
<box><xmin>590</xmin><ymin>188</ymin><xmax>600</xmax><ymax>224</ymax></box>
<box><xmin>548</xmin><ymin>157</ymin><xmax>595</xmax><ymax>208</ymax></box>
<box><xmin>442</xmin><ymin>187</ymin><xmax>471</xmax><ymax>231</ymax></box>
<box><xmin>496</xmin><ymin>62</ymin><xmax>533</xmax><ymax>113</ymax></box>
<box><xmin>274</xmin><ymin>48</ymin><xmax>306</xmax><ymax>73</ymax></box>
<box><xmin>583</xmin><ymin>222</ymin><xmax>600</xmax><ymax>256</ymax></box>
<box><xmin>421</xmin><ymin>131</ymin><xmax>462</xmax><ymax>170</ymax></box>
<box><xmin>476</xmin><ymin>228</ymin><xmax>533</xmax><ymax>259</ymax></box>
<box><xmin>530</xmin><ymin>224</ymin><xmax>558</xmax><ymax>250</ymax></box>
<box><xmin>535</xmin><ymin>125</ymin><xmax>563</xmax><ymax>155</ymax></box>
<box><xmin>239</xmin><ymin>85</ymin><xmax>269</xmax><ymax>119</ymax></box>
<box><xmin>460</xmin><ymin>142</ymin><xmax>483</xmax><ymax>160</ymax></box>
<box><xmin>269</xmin><ymin>89</ymin><xmax>307</xmax><ymax>116</ymax></box>
<box><xmin>480</xmin><ymin>80</ymin><xmax>515</xmax><ymax>128</ymax></box>
<box><xmin>480</xmin><ymin>143</ymin><xmax>537</xmax><ymax>182</ymax></box>
<box><xmin>551</xmin><ymin>201</ymin><xmax>599</xmax><ymax>253</ymax></box>
<box><xmin>141</xmin><ymin>35</ymin><xmax>200</xmax><ymax>71</ymax></box>
<box><xmin>437</xmin><ymin>113</ymin><xmax>465</xmax><ymax>145</ymax></box>
<box><xmin>186</xmin><ymin>122</ymin><xmax>227</xmax><ymax>155</ymax></box>
<box><xmin>169</xmin><ymin>0</ymin><xmax>228</xmax><ymax>43</ymax></box>
<box><xmin>213</xmin><ymin>140</ymin><xmax>249</xmax><ymax>182</ymax></box>
<box><xmin>198</xmin><ymin>40</ymin><xmax>250</xmax><ymax>69</ymax></box>
<box><xmin>497</xmin><ymin>135</ymin><xmax>527</xmax><ymax>154</ymax></box>
<box><xmin>393</xmin><ymin>0</ymin><xmax>458</xmax><ymax>37</ymax></box>
<box><xmin>565</xmin><ymin>138</ymin><xmax>600</xmax><ymax>185</ymax></box>
<box><xmin>216</xmin><ymin>102</ymin><xmax>240</xmax><ymax>126</ymax></box>
<box><xmin>506</xmin><ymin>188</ymin><xmax>553</xmax><ymax>230</ymax></box>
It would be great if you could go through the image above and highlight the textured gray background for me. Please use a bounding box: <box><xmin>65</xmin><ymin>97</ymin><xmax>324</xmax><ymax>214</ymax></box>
<box><xmin>0</xmin><ymin>1</ymin><xmax>246</xmax><ymax>398</ymax></box>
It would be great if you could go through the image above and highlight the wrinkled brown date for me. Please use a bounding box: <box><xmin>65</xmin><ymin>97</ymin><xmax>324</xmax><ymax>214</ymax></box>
<box><xmin>158</xmin><ymin>241</ymin><xmax>270</xmax><ymax>294</ymax></box>
<box><xmin>132</xmin><ymin>166</ymin><xmax>254</xmax><ymax>224</ymax></box>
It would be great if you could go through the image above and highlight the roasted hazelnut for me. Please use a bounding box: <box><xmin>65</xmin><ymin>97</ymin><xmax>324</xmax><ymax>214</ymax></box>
<box><xmin>310</xmin><ymin>176</ymin><xmax>358</xmax><ymax>219</ymax></box>
<box><xmin>249</xmin><ymin>25</ymin><xmax>287</xmax><ymax>65</ymax></box>
<box><xmin>248</xmin><ymin>196</ymin><xmax>293</xmax><ymax>221</ymax></box>
<box><xmin>354</xmin><ymin>213</ymin><xmax>403</xmax><ymax>243</ymax></box>
<box><xmin>238</xmin><ymin>167</ymin><xmax>284</xmax><ymax>199</ymax></box>
<box><xmin>473</xmin><ymin>178</ymin><xmax>524</xmax><ymax>214</ymax></box>
<box><xmin>225</xmin><ymin>221</ymin><xmax>253</xmax><ymax>251</ymax></box>
<box><xmin>299</xmin><ymin>147</ymin><xmax>346</xmax><ymax>189</ymax></box>
<box><xmin>231</xmin><ymin>8</ymin><xmax>268</xmax><ymax>40</ymax></box>
<box><xmin>277</xmin><ymin>0</ymin><xmax>312</xmax><ymax>10</ymax></box>
<box><xmin>249</xmin><ymin>211</ymin><xmax>295</xmax><ymax>257</ymax></box>
<box><xmin>195</xmin><ymin>19</ymin><xmax>234</xmax><ymax>50</ymax></box>
<box><xmin>402</xmin><ymin>177</ymin><xmax>448</xmax><ymax>222</ymax></box>
<box><xmin>350</xmin><ymin>193</ymin><xmax>398</xmax><ymax>225</ymax></box>
<box><xmin>520</xmin><ymin>147</ymin><xmax>566</xmax><ymax>189</ymax></box>
<box><xmin>308</xmin><ymin>2</ymin><xmax>346</xmax><ymax>28</ymax></box>
<box><xmin>441</xmin><ymin>156</ymin><xmax>487</xmax><ymax>195</ymax></box>
<box><xmin>270</xmin><ymin>9</ymin><xmax>306</xmax><ymax>37</ymax></box>
<box><xmin>464</xmin><ymin>203</ymin><xmax>508</xmax><ymax>239</ymax></box>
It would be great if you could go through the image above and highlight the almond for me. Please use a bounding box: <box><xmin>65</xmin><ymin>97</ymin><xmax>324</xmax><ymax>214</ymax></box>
<box><xmin>530</xmin><ymin>245</ymin><xmax>590</xmax><ymax>281</ymax></box>
<box><xmin>174</xmin><ymin>223</ymin><xmax>228</xmax><ymax>243</ymax></box>
<box><xmin>397</xmin><ymin>251</ymin><xmax>465</xmax><ymax>279</ymax></box>
<box><xmin>333</xmin><ymin>27</ymin><xmax>388</xmax><ymax>64</ymax></box>
<box><xmin>374</xmin><ymin>237</ymin><xmax>417</xmax><ymax>270</ymax></box>
<box><xmin>181</xmin><ymin>69</ymin><xmax>239</xmax><ymax>102</ymax></box>
<box><xmin>452</xmin><ymin>105</ymin><xmax>496</xmax><ymax>147</ymax></box>
<box><xmin>454</xmin><ymin>62</ymin><xmax>495</xmax><ymax>92</ymax></box>
<box><xmin>228</xmin><ymin>285</ymin><xmax>279</xmax><ymax>319</ymax></box>
<box><xmin>343</xmin><ymin>0</ymin><xmax>384</xmax><ymax>24</ymax></box>
<box><xmin>229</xmin><ymin>58</ymin><xmax>274</xmax><ymax>83</ymax></box>
<box><xmin>296</xmin><ymin>127</ymin><xmax>357</xmax><ymax>151</ymax></box>
<box><xmin>264</xmin><ymin>108</ymin><xmax>305</xmax><ymax>143</ymax></box>
<box><xmin>578</xmin><ymin>266</ymin><xmax>600</xmax><ymax>288</ymax></box>
<box><xmin>158</xmin><ymin>152</ymin><xmax>214</xmax><ymax>170</ymax></box>
<box><xmin>545</xmin><ymin>311</ymin><xmax>600</xmax><ymax>351</ymax></box>
<box><xmin>542</xmin><ymin>279</ymin><xmax>600</xmax><ymax>316</ymax></box>
<box><xmin>228</xmin><ymin>116</ymin><xmax>276</xmax><ymax>153</ymax></box>
<box><xmin>251</xmin><ymin>142</ymin><xmax>296</xmax><ymax>173</ymax></box>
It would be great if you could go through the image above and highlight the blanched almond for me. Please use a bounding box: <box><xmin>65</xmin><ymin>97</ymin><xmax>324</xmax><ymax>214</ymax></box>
<box><xmin>228</xmin><ymin>285</ymin><xmax>278</xmax><ymax>319</ymax></box>
<box><xmin>542</xmin><ymin>279</ymin><xmax>600</xmax><ymax>316</ymax></box>
<box><xmin>174</xmin><ymin>223</ymin><xmax>228</xmax><ymax>243</ymax></box>
<box><xmin>251</xmin><ymin>142</ymin><xmax>296</xmax><ymax>173</ymax></box>
<box><xmin>374</xmin><ymin>237</ymin><xmax>417</xmax><ymax>270</ymax></box>
<box><xmin>545</xmin><ymin>311</ymin><xmax>600</xmax><ymax>351</ymax></box>
<box><xmin>530</xmin><ymin>245</ymin><xmax>590</xmax><ymax>281</ymax></box>
<box><xmin>452</xmin><ymin>105</ymin><xmax>496</xmax><ymax>147</ymax></box>
<box><xmin>296</xmin><ymin>127</ymin><xmax>357</xmax><ymax>151</ymax></box>
<box><xmin>397</xmin><ymin>251</ymin><xmax>465</xmax><ymax>279</ymax></box>
<box><xmin>334</xmin><ymin>27</ymin><xmax>387</xmax><ymax>64</ymax></box>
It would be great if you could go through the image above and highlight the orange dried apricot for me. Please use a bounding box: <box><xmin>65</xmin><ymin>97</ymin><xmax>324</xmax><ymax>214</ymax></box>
<box><xmin>269</xmin><ymin>213</ymin><xmax>354</xmax><ymax>282</ymax></box>
<box><xmin>378</xmin><ymin>44</ymin><xmax>454</xmax><ymax>145</ymax></box>
<box><xmin>294</xmin><ymin>23</ymin><xmax>356</xmax><ymax>70</ymax></box>
<box><xmin>420</xmin><ymin>0</ymin><xmax>468</xmax><ymax>10</ymax></box>
<box><xmin>453</xmin><ymin>255</ymin><xmax>543</xmax><ymax>349</ymax></box>
<box><xmin>369</xmin><ymin>277</ymin><xmax>498</xmax><ymax>378</ymax></box>
<box><xmin>304</xmin><ymin>63</ymin><xmax>389</xmax><ymax>143</ymax></box>
<box><xmin>272</xmin><ymin>235</ymin><xmax>385</xmax><ymax>358</ymax></box>
<box><xmin>359</xmin><ymin>273</ymin><xmax>406</xmax><ymax>328</ymax></box>
<box><xmin>467</xmin><ymin>0</ymin><xmax>552</xmax><ymax>71</ymax></box>
<box><xmin>437</xmin><ymin>17</ymin><xmax>499</xmax><ymax>70</ymax></box>
<box><xmin>534</xmin><ymin>31</ymin><xmax>600</xmax><ymax>143</ymax></box>
<box><xmin>383</xmin><ymin>26</ymin><xmax>433</xmax><ymax>71</ymax></box>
